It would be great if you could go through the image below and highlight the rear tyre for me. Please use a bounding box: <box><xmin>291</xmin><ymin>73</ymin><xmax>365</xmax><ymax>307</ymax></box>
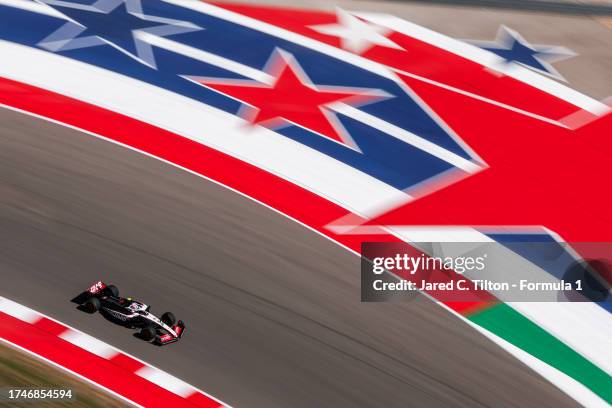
<box><xmin>140</xmin><ymin>326</ymin><xmax>156</xmax><ymax>342</ymax></box>
<box><xmin>161</xmin><ymin>312</ymin><xmax>176</xmax><ymax>326</ymax></box>
<box><xmin>84</xmin><ymin>297</ymin><xmax>100</xmax><ymax>314</ymax></box>
<box><xmin>105</xmin><ymin>285</ymin><xmax>119</xmax><ymax>297</ymax></box>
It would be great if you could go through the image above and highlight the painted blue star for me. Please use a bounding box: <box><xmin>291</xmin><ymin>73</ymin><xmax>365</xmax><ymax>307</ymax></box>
<box><xmin>470</xmin><ymin>26</ymin><xmax>575</xmax><ymax>80</ymax></box>
<box><xmin>37</xmin><ymin>0</ymin><xmax>202</xmax><ymax>69</ymax></box>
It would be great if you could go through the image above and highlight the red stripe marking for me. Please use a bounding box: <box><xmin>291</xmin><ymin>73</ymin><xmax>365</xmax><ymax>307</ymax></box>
<box><xmin>33</xmin><ymin>318</ymin><xmax>69</xmax><ymax>336</ymax></box>
<box><xmin>187</xmin><ymin>392</ymin><xmax>224</xmax><ymax>408</ymax></box>
<box><xmin>108</xmin><ymin>353</ymin><xmax>146</xmax><ymax>373</ymax></box>
<box><xmin>449</xmin><ymin>301</ymin><xmax>494</xmax><ymax>316</ymax></box>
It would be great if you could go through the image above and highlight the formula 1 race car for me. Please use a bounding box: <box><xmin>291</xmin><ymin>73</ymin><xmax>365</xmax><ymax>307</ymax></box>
<box><xmin>76</xmin><ymin>281</ymin><xmax>185</xmax><ymax>345</ymax></box>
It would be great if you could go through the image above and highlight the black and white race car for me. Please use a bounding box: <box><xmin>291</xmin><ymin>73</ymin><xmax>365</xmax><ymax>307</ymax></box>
<box><xmin>77</xmin><ymin>281</ymin><xmax>185</xmax><ymax>345</ymax></box>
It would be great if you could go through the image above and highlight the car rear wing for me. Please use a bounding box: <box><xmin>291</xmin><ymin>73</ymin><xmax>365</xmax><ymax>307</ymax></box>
<box><xmin>87</xmin><ymin>281</ymin><xmax>107</xmax><ymax>295</ymax></box>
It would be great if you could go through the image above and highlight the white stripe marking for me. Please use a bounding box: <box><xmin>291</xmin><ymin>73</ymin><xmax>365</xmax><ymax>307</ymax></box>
<box><xmin>389</xmin><ymin>226</ymin><xmax>494</xmax><ymax>243</ymax></box>
<box><xmin>0</xmin><ymin>0</ymin><xmax>65</xmax><ymax>18</ymax></box>
<box><xmin>395</xmin><ymin>69</ymin><xmax>572</xmax><ymax>129</ymax></box>
<box><xmin>0</xmin><ymin>297</ymin><xmax>42</xmax><ymax>323</ymax></box>
<box><xmin>59</xmin><ymin>329</ymin><xmax>120</xmax><ymax>360</ymax></box>
<box><xmin>137</xmin><ymin>32</ymin><xmax>273</xmax><ymax>83</ymax></box>
<box><xmin>135</xmin><ymin>366</ymin><xmax>196</xmax><ymax>398</ymax></box>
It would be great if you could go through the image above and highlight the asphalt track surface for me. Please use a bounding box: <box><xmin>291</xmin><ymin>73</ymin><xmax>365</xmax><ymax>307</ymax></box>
<box><xmin>0</xmin><ymin>107</ymin><xmax>581</xmax><ymax>407</ymax></box>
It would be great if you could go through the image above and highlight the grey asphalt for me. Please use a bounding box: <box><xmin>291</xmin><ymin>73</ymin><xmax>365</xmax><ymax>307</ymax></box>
<box><xmin>0</xmin><ymin>107</ymin><xmax>579</xmax><ymax>408</ymax></box>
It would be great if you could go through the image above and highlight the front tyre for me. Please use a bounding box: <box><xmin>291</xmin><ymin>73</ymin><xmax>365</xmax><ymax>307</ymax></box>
<box><xmin>161</xmin><ymin>312</ymin><xmax>176</xmax><ymax>326</ymax></box>
<box><xmin>140</xmin><ymin>326</ymin><xmax>156</xmax><ymax>342</ymax></box>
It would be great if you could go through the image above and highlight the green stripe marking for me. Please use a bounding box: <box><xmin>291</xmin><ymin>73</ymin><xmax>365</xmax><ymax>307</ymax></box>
<box><xmin>469</xmin><ymin>303</ymin><xmax>612</xmax><ymax>403</ymax></box>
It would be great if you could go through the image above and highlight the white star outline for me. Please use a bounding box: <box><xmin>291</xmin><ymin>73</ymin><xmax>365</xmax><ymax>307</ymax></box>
<box><xmin>36</xmin><ymin>0</ymin><xmax>202</xmax><ymax>69</ymax></box>
<box><xmin>189</xmin><ymin>48</ymin><xmax>392</xmax><ymax>152</ymax></box>
<box><xmin>310</xmin><ymin>8</ymin><xmax>403</xmax><ymax>54</ymax></box>
<box><xmin>468</xmin><ymin>25</ymin><xmax>576</xmax><ymax>81</ymax></box>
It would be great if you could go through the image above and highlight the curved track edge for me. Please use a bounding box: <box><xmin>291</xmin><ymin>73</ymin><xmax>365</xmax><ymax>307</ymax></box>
<box><xmin>0</xmin><ymin>75</ymin><xmax>609</xmax><ymax>407</ymax></box>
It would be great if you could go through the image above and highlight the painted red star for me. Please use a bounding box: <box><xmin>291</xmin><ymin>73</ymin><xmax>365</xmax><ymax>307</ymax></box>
<box><xmin>195</xmin><ymin>54</ymin><xmax>382</xmax><ymax>145</ymax></box>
